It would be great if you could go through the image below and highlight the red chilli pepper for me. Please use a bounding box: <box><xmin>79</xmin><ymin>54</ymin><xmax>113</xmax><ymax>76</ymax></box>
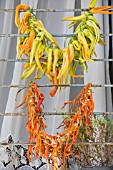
<box><xmin>39</xmin><ymin>118</ymin><xmax>47</xmax><ymax>128</ymax></box>
<box><xmin>49</xmin><ymin>86</ymin><xmax>58</xmax><ymax>97</ymax></box>
<box><xmin>35</xmin><ymin>93</ymin><xmax>44</xmax><ymax>113</ymax></box>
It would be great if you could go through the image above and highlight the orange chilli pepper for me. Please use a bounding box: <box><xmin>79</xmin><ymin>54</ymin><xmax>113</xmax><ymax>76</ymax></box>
<box><xmin>90</xmin><ymin>6</ymin><xmax>113</xmax><ymax>14</ymax></box>
<box><xmin>27</xmin><ymin>145</ymin><xmax>34</xmax><ymax>162</ymax></box>
<box><xmin>20</xmin><ymin>23</ymin><xmax>28</xmax><ymax>34</ymax></box>
<box><xmin>21</xmin><ymin>10</ymin><xmax>31</xmax><ymax>25</ymax></box>
<box><xmin>16</xmin><ymin>90</ymin><xmax>31</xmax><ymax>109</ymax></box>
<box><xmin>19</xmin><ymin>30</ymin><xmax>36</xmax><ymax>52</ymax></box>
<box><xmin>15</xmin><ymin>4</ymin><xmax>29</xmax><ymax>27</ymax></box>
<box><xmin>49</xmin><ymin>69</ymin><xmax>58</xmax><ymax>97</ymax></box>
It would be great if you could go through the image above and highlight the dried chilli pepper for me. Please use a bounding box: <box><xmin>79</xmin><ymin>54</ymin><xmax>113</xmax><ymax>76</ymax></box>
<box><xmin>16</xmin><ymin>82</ymin><xmax>94</xmax><ymax>170</ymax></box>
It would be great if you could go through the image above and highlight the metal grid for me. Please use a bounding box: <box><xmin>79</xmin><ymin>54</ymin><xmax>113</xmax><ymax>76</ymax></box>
<box><xmin>0</xmin><ymin>5</ymin><xmax>113</xmax><ymax>169</ymax></box>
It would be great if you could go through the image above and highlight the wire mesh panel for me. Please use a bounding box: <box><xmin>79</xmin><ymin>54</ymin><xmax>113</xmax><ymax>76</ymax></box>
<box><xmin>0</xmin><ymin>1</ymin><xmax>113</xmax><ymax>170</ymax></box>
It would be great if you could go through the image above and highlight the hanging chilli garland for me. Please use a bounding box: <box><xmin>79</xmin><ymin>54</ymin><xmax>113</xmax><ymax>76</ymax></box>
<box><xmin>15</xmin><ymin>4</ymin><xmax>60</xmax><ymax>97</ymax></box>
<box><xmin>15</xmin><ymin>1</ymin><xmax>113</xmax><ymax>97</ymax></box>
<box><xmin>61</xmin><ymin>0</ymin><xmax>106</xmax><ymax>73</ymax></box>
<box><xmin>15</xmin><ymin>4</ymin><xmax>85</xmax><ymax>97</ymax></box>
<box><xmin>61</xmin><ymin>0</ymin><xmax>113</xmax><ymax>73</ymax></box>
<box><xmin>16</xmin><ymin>82</ymin><xmax>94</xmax><ymax>170</ymax></box>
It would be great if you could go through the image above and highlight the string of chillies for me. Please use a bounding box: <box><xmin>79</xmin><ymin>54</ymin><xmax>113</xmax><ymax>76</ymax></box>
<box><xmin>16</xmin><ymin>82</ymin><xmax>94</xmax><ymax>170</ymax></box>
<box><xmin>61</xmin><ymin>0</ymin><xmax>106</xmax><ymax>73</ymax></box>
<box><xmin>15</xmin><ymin>1</ymin><xmax>113</xmax><ymax>97</ymax></box>
<box><xmin>62</xmin><ymin>0</ymin><xmax>113</xmax><ymax>73</ymax></box>
<box><xmin>15</xmin><ymin>4</ymin><xmax>60</xmax><ymax>97</ymax></box>
<box><xmin>15</xmin><ymin>4</ymin><xmax>84</xmax><ymax>97</ymax></box>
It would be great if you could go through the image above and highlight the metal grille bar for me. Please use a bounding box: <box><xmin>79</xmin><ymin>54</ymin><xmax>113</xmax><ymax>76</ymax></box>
<box><xmin>0</xmin><ymin>142</ymin><xmax>113</xmax><ymax>146</ymax></box>
<box><xmin>0</xmin><ymin>112</ymin><xmax>113</xmax><ymax>116</ymax></box>
<box><xmin>0</xmin><ymin>8</ymin><xmax>112</xmax><ymax>13</ymax></box>
<box><xmin>0</xmin><ymin>84</ymin><xmax>113</xmax><ymax>89</ymax></box>
<box><xmin>0</xmin><ymin>33</ymin><xmax>112</xmax><ymax>37</ymax></box>
<box><xmin>0</xmin><ymin>8</ymin><xmax>97</xmax><ymax>13</ymax></box>
<box><xmin>1</xmin><ymin>58</ymin><xmax>113</xmax><ymax>63</ymax></box>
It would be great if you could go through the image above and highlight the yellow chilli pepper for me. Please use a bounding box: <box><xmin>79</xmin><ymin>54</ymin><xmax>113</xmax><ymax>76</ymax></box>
<box><xmin>53</xmin><ymin>48</ymin><xmax>59</xmax><ymax>74</ymax></box>
<box><xmin>89</xmin><ymin>0</ymin><xmax>98</xmax><ymax>9</ymax></box>
<box><xmin>57</xmin><ymin>48</ymin><xmax>69</xmax><ymax>80</ymax></box>
<box><xmin>35</xmin><ymin>26</ymin><xmax>58</xmax><ymax>46</ymax></box>
<box><xmin>46</xmin><ymin>47</ymin><xmax>53</xmax><ymax>74</ymax></box>
<box><xmin>21</xmin><ymin>63</ymin><xmax>36</xmax><ymax>79</ymax></box>
<box><xmin>30</xmin><ymin>37</ymin><xmax>40</xmax><ymax>64</ymax></box>
<box><xmin>35</xmin><ymin>42</ymin><xmax>43</xmax><ymax>70</ymax></box>
<box><xmin>35</xmin><ymin>65</ymin><xmax>47</xmax><ymax>79</ymax></box>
